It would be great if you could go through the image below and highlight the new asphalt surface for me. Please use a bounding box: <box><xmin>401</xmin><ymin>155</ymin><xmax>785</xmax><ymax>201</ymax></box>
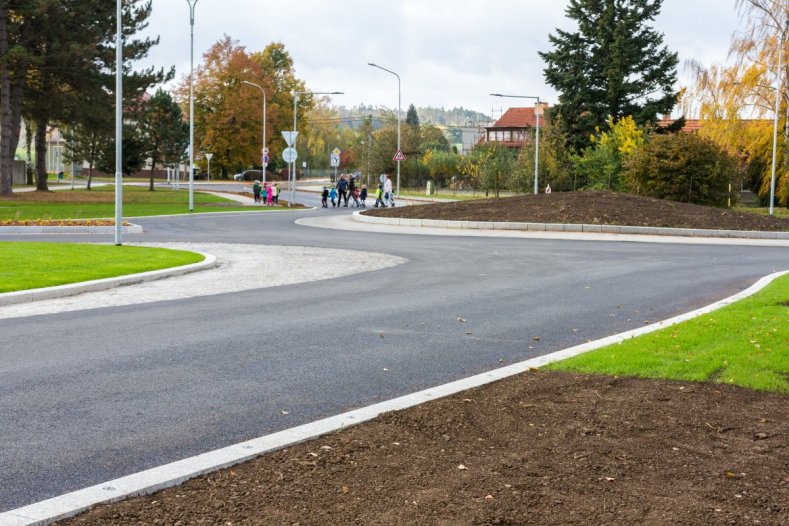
<box><xmin>1</xmin><ymin>187</ymin><xmax>788</xmax><ymax>511</ymax></box>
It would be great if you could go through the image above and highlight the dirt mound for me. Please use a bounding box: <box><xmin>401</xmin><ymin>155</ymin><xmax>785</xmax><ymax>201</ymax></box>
<box><xmin>368</xmin><ymin>191</ymin><xmax>789</xmax><ymax>232</ymax></box>
<box><xmin>59</xmin><ymin>371</ymin><xmax>787</xmax><ymax>526</ymax></box>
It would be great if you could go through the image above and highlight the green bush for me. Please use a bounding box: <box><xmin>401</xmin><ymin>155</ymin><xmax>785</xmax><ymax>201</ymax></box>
<box><xmin>625</xmin><ymin>133</ymin><xmax>741</xmax><ymax>207</ymax></box>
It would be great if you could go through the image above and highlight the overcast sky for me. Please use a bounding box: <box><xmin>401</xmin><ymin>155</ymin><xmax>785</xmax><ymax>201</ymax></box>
<box><xmin>139</xmin><ymin>0</ymin><xmax>742</xmax><ymax>116</ymax></box>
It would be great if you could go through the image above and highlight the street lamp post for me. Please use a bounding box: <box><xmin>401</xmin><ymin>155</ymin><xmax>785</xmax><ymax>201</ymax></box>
<box><xmin>114</xmin><ymin>0</ymin><xmax>123</xmax><ymax>245</ymax></box>
<box><xmin>205</xmin><ymin>152</ymin><xmax>212</xmax><ymax>182</ymax></box>
<box><xmin>491</xmin><ymin>93</ymin><xmax>542</xmax><ymax>195</ymax></box>
<box><xmin>291</xmin><ymin>90</ymin><xmax>343</xmax><ymax>205</ymax></box>
<box><xmin>368</xmin><ymin>63</ymin><xmax>401</xmax><ymax>196</ymax></box>
<box><xmin>187</xmin><ymin>0</ymin><xmax>198</xmax><ymax>212</ymax></box>
<box><xmin>241</xmin><ymin>80</ymin><xmax>267</xmax><ymax>184</ymax></box>
<box><xmin>769</xmin><ymin>20</ymin><xmax>788</xmax><ymax>216</ymax></box>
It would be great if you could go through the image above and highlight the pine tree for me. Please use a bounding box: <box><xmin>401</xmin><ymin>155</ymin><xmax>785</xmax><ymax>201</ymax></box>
<box><xmin>405</xmin><ymin>104</ymin><xmax>420</xmax><ymax>128</ymax></box>
<box><xmin>539</xmin><ymin>0</ymin><xmax>679</xmax><ymax>151</ymax></box>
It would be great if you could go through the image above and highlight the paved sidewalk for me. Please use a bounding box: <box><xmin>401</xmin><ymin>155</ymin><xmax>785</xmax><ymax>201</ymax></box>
<box><xmin>0</xmin><ymin>243</ymin><xmax>406</xmax><ymax>320</ymax></box>
<box><xmin>296</xmin><ymin>212</ymin><xmax>789</xmax><ymax>247</ymax></box>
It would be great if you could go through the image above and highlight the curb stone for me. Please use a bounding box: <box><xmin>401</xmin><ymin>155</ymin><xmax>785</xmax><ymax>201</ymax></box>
<box><xmin>1</xmin><ymin>269</ymin><xmax>785</xmax><ymax>526</ymax></box>
<box><xmin>352</xmin><ymin>211</ymin><xmax>789</xmax><ymax>240</ymax></box>
<box><xmin>0</xmin><ymin>223</ymin><xmax>143</xmax><ymax>234</ymax></box>
<box><xmin>0</xmin><ymin>252</ymin><xmax>217</xmax><ymax>307</ymax></box>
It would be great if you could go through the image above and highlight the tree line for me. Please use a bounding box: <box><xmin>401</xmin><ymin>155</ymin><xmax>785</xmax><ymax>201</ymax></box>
<box><xmin>0</xmin><ymin>1</ymin><xmax>172</xmax><ymax>196</ymax></box>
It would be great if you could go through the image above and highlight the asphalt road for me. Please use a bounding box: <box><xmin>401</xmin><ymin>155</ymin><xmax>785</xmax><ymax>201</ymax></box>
<box><xmin>1</xmin><ymin>192</ymin><xmax>788</xmax><ymax>511</ymax></box>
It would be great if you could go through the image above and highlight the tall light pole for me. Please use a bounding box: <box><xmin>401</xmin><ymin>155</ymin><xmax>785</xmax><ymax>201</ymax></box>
<box><xmin>187</xmin><ymin>0</ymin><xmax>198</xmax><ymax>212</ymax></box>
<box><xmin>291</xmin><ymin>90</ymin><xmax>343</xmax><ymax>205</ymax></box>
<box><xmin>114</xmin><ymin>0</ymin><xmax>123</xmax><ymax>245</ymax></box>
<box><xmin>491</xmin><ymin>93</ymin><xmax>542</xmax><ymax>195</ymax></box>
<box><xmin>769</xmin><ymin>20</ymin><xmax>787</xmax><ymax>216</ymax></box>
<box><xmin>368</xmin><ymin>63</ymin><xmax>401</xmax><ymax>196</ymax></box>
<box><xmin>241</xmin><ymin>80</ymin><xmax>267</xmax><ymax>184</ymax></box>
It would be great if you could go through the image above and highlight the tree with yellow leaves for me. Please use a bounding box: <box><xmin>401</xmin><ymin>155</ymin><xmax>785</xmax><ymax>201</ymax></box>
<box><xmin>685</xmin><ymin>0</ymin><xmax>788</xmax><ymax>206</ymax></box>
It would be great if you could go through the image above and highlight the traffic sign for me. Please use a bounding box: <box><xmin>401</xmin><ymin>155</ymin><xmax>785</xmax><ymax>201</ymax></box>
<box><xmin>262</xmin><ymin>154</ymin><xmax>270</xmax><ymax>164</ymax></box>
<box><xmin>332</xmin><ymin>147</ymin><xmax>341</xmax><ymax>156</ymax></box>
<box><xmin>262</xmin><ymin>147</ymin><xmax>269</xmax><ymax>155</ymax></box>
<box><xmin>281</xmin><ymin>131</ymin><xmax>298</xmax><ymax>147</ymax></box>
<box><xmin>330</xmin><ymin>153</ymin><xmax>340</xmax><ymax>167</ymax></box>
<box><xmin>282</xmin><ymin>147</ymin><xmax>298</xmax><ymax>163</ymax></box>
<box><xmin>393</xmin><ymin>149</ymin><xmax>405</xmax><ymax>161</ymax></box>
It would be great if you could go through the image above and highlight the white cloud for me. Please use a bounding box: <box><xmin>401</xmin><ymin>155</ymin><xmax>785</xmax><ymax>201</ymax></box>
<box><xmin>140</xmin><ymin>0</ymin><xmax>741</xmax><ymax>113</ymax></box>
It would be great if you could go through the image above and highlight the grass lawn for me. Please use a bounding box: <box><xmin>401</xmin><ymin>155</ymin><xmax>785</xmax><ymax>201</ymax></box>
<box><xmin>0</xmin><ymin>242</ymin><xmax>205</xmax><ymax>293</ymax></box>
<box><xmin>547</xmin><ymin>274</ymin><xmax>789</xmax><ymax>393</ymax></box>
<box><xmin>0</xmin><ymin>186</ymin><xmax>266</xmax><ymax>221</ymax></box>
<box><xmin>734</xmin><ymin>206</ymin><xmax>789</xmax><ymax>219</ymax></box>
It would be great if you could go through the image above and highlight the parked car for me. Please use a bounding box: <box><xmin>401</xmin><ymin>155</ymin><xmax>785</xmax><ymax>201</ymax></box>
<box><xmin>233</xmin><ymin>169</ymin><xmax>263</xmax><ymax>181</ymax></box>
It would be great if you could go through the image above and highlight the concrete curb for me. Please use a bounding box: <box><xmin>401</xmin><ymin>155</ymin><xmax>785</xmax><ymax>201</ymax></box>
<box><xmin>352</xmin><ymin>211</ymin><xmax>789</xmax><ymax>240</ymax></box>
<box><xmin>0</xmin><ymin>223</ymin><xmax>143</xmax><ymax>235</ymax></box>
<box><xmin>0</xmin><ymin>252</ymin><xmax>217</xmax><ymax>307</ymax></box>
<box><xmin>1</xmin><ymin>269</ymin><xmax>785</xmax><ymax>526</ymax></box>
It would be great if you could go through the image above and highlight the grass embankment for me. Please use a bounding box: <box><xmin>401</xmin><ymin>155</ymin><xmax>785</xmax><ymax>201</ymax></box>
<box><xmin>548</xmin><ymin>274</ymin><xmax>789</xmax><ymax>393</ymax></box>
<box><xmin>734</xmin><ymin>206</ymin><xmax>789</xmax><ymax>219</ymax></box>
<box><xmin>0</xmin><ymin>186</ymin><xmax>259</xmax><ymax>221</ymax></box>
<box><xmin>0</xmin><ymin>242</ymin><xmax>205</xmax><ymax>293</ymax></box>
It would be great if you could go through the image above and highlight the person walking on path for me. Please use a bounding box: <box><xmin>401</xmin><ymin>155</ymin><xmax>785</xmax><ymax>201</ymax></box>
<box><xmin>321</xmin><ymin>186</ymin><xmax>329</xmax><ymax>208</ymax></box>
<box><xmin>349</xmin><ymin>186</ymin><xmax>360</xmax><ymax>207</ymax></box>
<box><xmin>273</xmin><ymin>183</ymin><xmax>280</xmax><ymax>204</ymax></box>
<box><xmin>337</xmin><ymin>175</ymin><xmax>349</xmax><ymax>207</ymax></box>
<box><xmin>266</xmin><ymin>183</ymin><xmax>273</xmax><ymax>206</ymax></box>
<box><xmin>252</xmin><ymin>180</ymin><xmax>262</xmax><ymax>203</ymax></box>
<box><xmin>384</xmin><ymin>173</ymin><xmax>395</xmax><ymax>207</ymax></box>
<box><xmin>348</xmin><ymin>175</ymin><xmax>356</xmax><ymax>201</ymax></box>
<box><xmin>329</xmin><ymin>185</ymin><xmax>338</xmax><ymax>207</ymax></box>
<box><xmin>359</xmin><ymin>184</ymin><xmax>368</xmax><ymax>207</ymax></box>
<box><xmin>374</xmin><ymin>184</ymin><xmax>386</xmax><ymax>207</ymax></box>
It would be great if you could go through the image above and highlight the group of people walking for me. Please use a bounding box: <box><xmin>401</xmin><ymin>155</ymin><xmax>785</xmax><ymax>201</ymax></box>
<box><xmin>252</xmin><ymin>181</ymin><xmax>280</xmax><ymax>205</ymax></box>
<box><xmin>321</xmin><ymin>173</ymin><xmax>395</xmax><ymax>209</ymax></box>
<box><xmin>322</xmin><ymin>173</ymin><xmax>366</xmax><ymax>208</ymax></box>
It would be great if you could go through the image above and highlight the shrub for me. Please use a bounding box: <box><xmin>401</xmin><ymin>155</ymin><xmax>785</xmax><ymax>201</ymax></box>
<box><xmin>625</xmin><ymin>133</ymin><xmax>741</xmax><ymax>207</ymax></box>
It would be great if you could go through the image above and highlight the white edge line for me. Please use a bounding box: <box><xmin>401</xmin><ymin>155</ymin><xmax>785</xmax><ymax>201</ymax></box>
<box><xmin>1</xmin><ymin>269</ymin><xmax>786</xmax><ymax>526</ymax></box>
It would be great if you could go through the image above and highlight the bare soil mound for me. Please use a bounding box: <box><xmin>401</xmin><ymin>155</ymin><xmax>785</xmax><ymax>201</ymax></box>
<box><xmin>368</xmin><ymin>191</ymin><xmax>789</xmax><ymax>232</ymax></box>
<box><xmin>59</xmin><ymin>371</ymin><xmax>787</xmax><ymax>526</ymax></box>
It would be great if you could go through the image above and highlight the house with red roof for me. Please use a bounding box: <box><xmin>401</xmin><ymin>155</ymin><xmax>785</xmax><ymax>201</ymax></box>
<box><xmin>483</xmin><ymin>106</ymin><xmax>548</xmax><ymax>148</ymax></box>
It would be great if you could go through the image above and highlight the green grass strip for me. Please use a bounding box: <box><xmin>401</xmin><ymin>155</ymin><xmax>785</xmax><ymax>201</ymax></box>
<box><xmin>0</xmin><ymin>242</ymin><xmax>204</xmax><ymax>293</ymax></box>
<box><xmin>0</xmin><ymin>186</ymin><xmax>271</xmax><ymax>221</ymax></box>
<box><xmin>546</xmin><ymin>274</ymin><xmax>789</xmax><ymax>393</ymax></box>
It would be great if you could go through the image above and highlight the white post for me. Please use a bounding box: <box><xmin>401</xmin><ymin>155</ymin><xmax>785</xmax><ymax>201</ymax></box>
<box><xmin>292</xmin><ymin>93</ymin><xmax>298</xmax><ymax>206</ymax></box>
<box><xmin>114</xmin><ymin>0</ymin><xmax>123</xmax><ymax>245</ymax></box>
<box><xmin>534</xmin><ymin>98</ymin><xmax>540</xmax><ymax>195</ymax></box>
<box><xmin>187</xmin><ymin>0</ymin><xmax>197</xmax><ymax>212</ymax></box>
<box><xmin>396</xmin><ymin>74</ymin><xmax>401</xmax><ymax>197</ymax></box>
<box><xmin>206</xmin><ymin>153</ymin><xmax>212</xmax><ymax>182</ymax></box>
<box><xmin>769</xmin><ymin>22</ymin><xmax>786</xmax><ymax>216</ymax></box>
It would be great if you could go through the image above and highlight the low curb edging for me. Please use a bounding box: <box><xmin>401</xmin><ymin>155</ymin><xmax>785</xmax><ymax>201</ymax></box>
<box><xmin>0</xmin><ymin>223</ymin><xmax>144</xmax><ymax>234</ymax></box>
<box><xmin>0</xmin><ymin>251</ymin><xmax>217</xmax><ymax>307</ymax></box>
<box><xmin>352</xmin><ymin>211</ymin><xmax>789</xmax><ymax>240</ymax></box>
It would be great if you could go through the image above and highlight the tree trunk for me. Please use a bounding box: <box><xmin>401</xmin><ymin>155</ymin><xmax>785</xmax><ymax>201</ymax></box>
<box><xmin>0</xmin><ymin>5</ymin><xmax>12</xmax><ymax>196</ymax></box>
<box><xmin>88</xmin><ymin>161</ymin><xmax>93</xmax><ymax>191</ymax></box>
<box><xmin>149</xmin><ymin>164</ymin><xmax>155</xmax><ymax>191</ymax></box>
<box><xmin>35</xmin><ymin>123</ymin><xmax>48</xmax><ymax>191</ymax></box>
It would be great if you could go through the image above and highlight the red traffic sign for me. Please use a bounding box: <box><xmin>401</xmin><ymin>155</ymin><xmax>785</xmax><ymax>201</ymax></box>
<box><xmin>393</xmin><ymin>149</ymin><xmax>405</xmax><ymax>161</ymax></box>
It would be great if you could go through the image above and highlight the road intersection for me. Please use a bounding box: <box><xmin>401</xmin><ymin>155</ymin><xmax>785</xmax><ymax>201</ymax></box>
<box><xmin>1</xmin><ymin>189</ymin><xmax>788</xmax><ymax>514</ymax></box>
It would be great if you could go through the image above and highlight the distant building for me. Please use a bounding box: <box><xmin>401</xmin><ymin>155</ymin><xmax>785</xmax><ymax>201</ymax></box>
<box><xmin>657</xmin><ymin>118</ymin><xmax>702</xmax><ymax>133</ymax></box>
<box><xmin>438</xmin><ymin>125</ymin><xmax>489</xmax><ymax>155</ymax></box>
<box><xmin>483</xmin><ymin>106</ymin><xmax>548</xmax><ymax>148</ymax></box>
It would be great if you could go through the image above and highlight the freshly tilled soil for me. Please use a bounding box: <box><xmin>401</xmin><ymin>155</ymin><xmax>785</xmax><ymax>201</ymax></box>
<box><xmin>368</xmin><ymin>191</ymin><xmax>789</xmax><ymax>232</ymax></box>
<box><xmin>58</xmin><ymin>371</ymin><xmax>787</xmax><ymax>526</ymax></box>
